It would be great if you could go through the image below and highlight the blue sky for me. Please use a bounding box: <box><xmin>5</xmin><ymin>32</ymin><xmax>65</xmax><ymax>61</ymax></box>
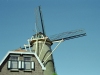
<box><xmin>0</xmin><ymin>0</ymin><xmax>100</xmax><ymax>75</ymax></box>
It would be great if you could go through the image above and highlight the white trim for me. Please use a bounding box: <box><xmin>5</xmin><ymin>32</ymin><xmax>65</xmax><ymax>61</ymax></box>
<box><xmin>18</xmin><ymin>61</ymin><xmax>21</xmax><ymax>69</ymax></box>
<box><xmin>24</xmin><ymin>44</ymin><xmax>27</xmax><ymax>51</ymax></box>
<box><xmin>31</xmin><ymin>62</ymin><xmax>34</xmax><ymax>69</ymax></box>
<box><xmin>35</xmin><ymin>39</ymin><xmax>38</xmax><ymax>54</ymax></box>
<box><xmin>39</xmin><ymin>37</ymin><xmax>47</xmax><ymax>57</ymax></box>
<box><xmin>8</xmin><ymin>61</ymin><xmax>11</xmax><ymax>69</ymax></box>
<box><xmin>34</xmin><ymin>53</ymin><xmax>46</xmax><ymax>70</ymax></box>
<box><xmin>43</xmin><ymin>39</ymin><xmax>63</xmax><ymax>64</ymax></box>
<box><xmin>52</xmin><ymin>39</ymin><xmax>64</xmax><ymax>43</ymax></box>
<box><xmin>0</xmin><ymin>51</ymin><xmax>46</xmax><ymax>70</ymax></box>
<box><xmin>0</xmin><ymin>51</ymin><xmax>10</xmax><ymax>66</ymax></box>
<box><xmin>22</xmin><ymin>61</ymin><xmax>24</xmax><ymax>69</ymax></box>
<box><xmin>27</xmin><ymin>39</ymin><xmax>31</xmax><ymax>52</ymax></box>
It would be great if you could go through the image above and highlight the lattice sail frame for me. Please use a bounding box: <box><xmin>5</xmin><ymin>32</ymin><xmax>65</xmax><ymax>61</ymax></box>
<box><xmin>50</xmin><ymin>29</ymin><xmax>86</xmax><ymax>42</ymax></box>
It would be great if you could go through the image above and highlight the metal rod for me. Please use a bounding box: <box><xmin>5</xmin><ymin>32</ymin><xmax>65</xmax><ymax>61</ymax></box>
<box><xmin>39</xmin><ymin>37</ymin><xmax>47</xmax><ymax>58</ymax></box>
<box><xmin>43</xmin><ymin>39</ymin><xmax>63</xmax><ymax>64</ymax></box>
<box><xmin>24</xmin><ymin>44</ymin><xmax>27</xmax><ymax>51</ymax></box>
<box><xmin>27</xmin><ymin>39</ymin><xmax>31</xmax><ymax>52</ymax></box>
<box><xmin>35</xmin><ymin>39</ymin><xmax>38</xmax><ymax>54</ymax></box>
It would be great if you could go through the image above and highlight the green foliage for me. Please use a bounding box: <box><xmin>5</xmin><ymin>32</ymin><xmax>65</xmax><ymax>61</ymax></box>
<box><xmin>53</xmin><ymin>72</ymin><xmax>57</xmax><ymax>75</ymax></box>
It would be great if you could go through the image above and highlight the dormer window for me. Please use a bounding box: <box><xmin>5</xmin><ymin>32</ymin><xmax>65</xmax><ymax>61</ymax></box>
<box><xmin>10</xmin><ymin>56</ymin><xmax>18</xmax><ymax>68</ymax></box>
<box><xmin>8</xmin><ymin>55</ymin><xmax>21</xmax><ymax>70</ymax></box>
<box><xmin>24</xmin><ymin>57</ymin><xmax>31</xmax><ymax>70</ymax></box>
<box><xmin>7</xmin><ymin>55</ymin><xmax>34</xmax><ymax>71</ymax></box>
<box><xmin>22</xmin><ymin>56</ymin><xmax>34</xmax><ymax>71</ymax></box>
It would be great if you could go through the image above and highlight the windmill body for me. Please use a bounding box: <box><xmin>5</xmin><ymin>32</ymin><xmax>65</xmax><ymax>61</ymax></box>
<box><xmin>30</xmin><ymin>32</ymin><xmax>55</xmax><ymax>75</ymax></box>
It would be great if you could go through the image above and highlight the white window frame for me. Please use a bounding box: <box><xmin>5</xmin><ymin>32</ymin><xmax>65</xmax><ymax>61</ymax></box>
<box><xmin>22</xmin><ymin>56</ymin><xmax>34</xmax><ymax>71</ymax></box>
<box><xmin>8</xmin><ymin>55</ymin><xmax>20</xmax><ymax>71</ymax></box>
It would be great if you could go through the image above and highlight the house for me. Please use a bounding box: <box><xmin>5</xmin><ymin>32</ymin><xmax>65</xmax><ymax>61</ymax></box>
<box><xmin>0</xmin><ymin>48</ymin><xmax>46</xmax><ymax>75</ymax></box>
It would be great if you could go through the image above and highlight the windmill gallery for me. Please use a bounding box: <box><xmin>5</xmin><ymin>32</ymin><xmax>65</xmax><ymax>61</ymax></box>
<box><xmin>0</xmin><ymin>6</ymin><xmax>86</xmax><ymax>75</ymax></box>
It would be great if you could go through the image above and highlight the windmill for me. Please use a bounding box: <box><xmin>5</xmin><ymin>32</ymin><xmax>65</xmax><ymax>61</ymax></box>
<box><xmin>23</xmin><ymin>6</ymin><xmax>86</xmax><ymax>75</ymax></box>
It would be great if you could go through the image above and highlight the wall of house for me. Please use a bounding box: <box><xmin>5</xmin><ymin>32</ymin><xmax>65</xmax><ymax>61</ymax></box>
<box><xmin>0</xmin><ymin>54</ymin><xmax>44</xmax><ymax>75</ymax></box>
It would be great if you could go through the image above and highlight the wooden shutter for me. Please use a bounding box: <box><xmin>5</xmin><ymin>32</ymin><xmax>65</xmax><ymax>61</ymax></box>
<box><xmin>18</xmin><ymin>61</ymin><xmax>21</xmax><ymax>69</ymax></box>
<box><xmin>8</xmin><ymin>61</ymin><xmax>11</xmax><ymax>69</ymax></box>
<box><xmin>22</xmin><ymin>61</ymin><xmax>24</xmax><ymax>69</ymax></box>
<box><xmin>31</xmin><ymin>61</ymin><xmax>34</xmax><ymax>70</ymax></box>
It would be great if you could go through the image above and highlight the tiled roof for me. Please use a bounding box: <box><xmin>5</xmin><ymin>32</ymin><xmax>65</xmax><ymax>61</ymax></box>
<box><xmin>13</xmin><ymin>48</ymin><xmax>27</xmax><ymax>52</ymax></box>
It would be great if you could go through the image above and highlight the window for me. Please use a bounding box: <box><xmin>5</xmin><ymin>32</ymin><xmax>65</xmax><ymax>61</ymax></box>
<box><xmin>7</xmin><ymin>55</ymin><xmax>34</xmax><ymax>71</ymax></box>
<box><xmin>10</xmin><ymin>56</ymin><xmax>18</xmax><ymax>69</ymax></box>
<box><xmin>24</xmin><ymin>57</ymin><xmax>31</xmax><ymax>70</ymax></box>
<box><xmin>33</xmin><ymin>33</ymin><xmax>44</xmax><ymax>39</ymax></box>
<box><xmin>8</xmin><ymin>55</ymin><xmax>21</xmax><ymax>70</ymax></box>
<box><xmin>22</xmin><ymin>56</ymin><xmax>34</xmax><ymax>71</ymax></box>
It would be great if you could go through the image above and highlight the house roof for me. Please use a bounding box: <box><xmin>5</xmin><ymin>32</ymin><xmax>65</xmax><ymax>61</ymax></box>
<box><xmin>13</xmin><ymin>48</ymin><xmax>27</xmax><ymax>52</ymax></box>
<box><xmin>0</xmin><ymin>50</ymin><xmax>46</xmax><ymax>70</ymax></box>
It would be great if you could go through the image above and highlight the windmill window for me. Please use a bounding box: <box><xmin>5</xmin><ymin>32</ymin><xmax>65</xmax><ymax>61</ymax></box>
<box><xmin>8</xmin><ymin>55</ymin><xmax>21</xmax><ymax>71</ymax></box>
<box><xmin>38</xmin><ymin>35</ymin><xmax>42</xmax><ymax>38</ymax></box>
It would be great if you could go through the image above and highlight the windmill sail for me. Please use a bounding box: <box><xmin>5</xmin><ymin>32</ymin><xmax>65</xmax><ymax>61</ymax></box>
<box><xmin>50</xmin><ymin>29</ymin><xmax>86</xmax><ymax>41</ymax></box>
<box><xmin>35</xmin><ymin>6</ymin><xmax>46</xmax><ymax>36</ymax></box>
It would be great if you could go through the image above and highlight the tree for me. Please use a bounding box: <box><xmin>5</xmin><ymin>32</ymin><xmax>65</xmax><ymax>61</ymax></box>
<box><xmin>53</xmin><ymin>72</ymin><xmax>57</xmax><ymax>75</ymax></box>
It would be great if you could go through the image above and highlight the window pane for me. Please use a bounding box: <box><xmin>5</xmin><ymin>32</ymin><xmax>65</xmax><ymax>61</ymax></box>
<box><xmin>24</xmin><ymin>57</ymin><xmax>31</xmax><ymax>61</ymax></box>
<box><xmin>11</xmin><ymin>61</ymin><xmax>18</xmax><ymax>69</ymax></box>
<box><xmin>9</xmin><ymin>56</ymin><xmax>18</xmax><ymax>69</ymax></box>
<box><xmin>10</xmin><ymin>56</ymin><xmax>18</xmax><ymax>61</ymax></box>
<box><xmin>24</xmin><ymin>62</ymin><xmax>31</xmax><ymax>69</ymax></box>
<box><xmin>24</xmin><ymin>57</ymin><xmax>31</xmax><ymax>70</ymax></box>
